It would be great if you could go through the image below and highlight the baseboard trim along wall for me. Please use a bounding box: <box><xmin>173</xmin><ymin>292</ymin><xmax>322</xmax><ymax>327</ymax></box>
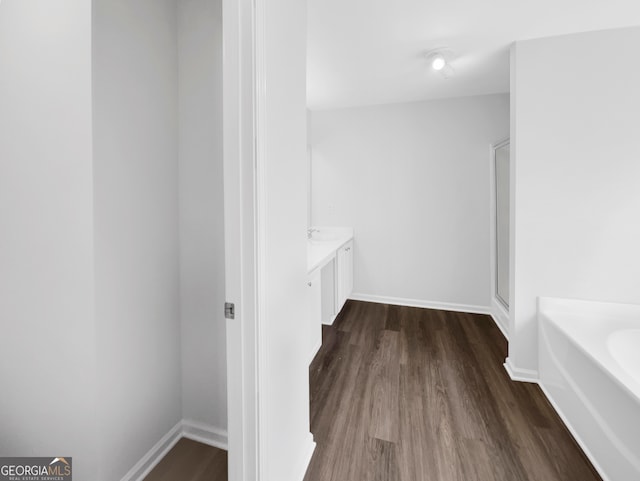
<box><xmin>293</xmin><ymin>435</ymin><xmax>316</xmax><ymax>481</ymax></box>
<box><xmin>503</xmin><ymin>357</ymin><xmax>539</xmax><ymax>383</ymax></box>
<box><xmin>490</xmin><ymin>313</ymin><xmax>509</xmax><ymax>341</ymax></box>
<box><xmin>490</xmin><ymin>298</ymin><xmax>510</xmax><ymax>341</ymax></box>
<box><xmin>309</xmin><ymin>339</ymin><xmax>322</xmax><ymax>365</ymax></box>
<box><xmin>350</xmin><ymin>293</ymin><xmax>491</xmax><ymax>316</ymax></box>
<box><xmin>120</xmin><ymin>421</ymin><xmax>183</xmax><ymax>481</ymax></box>
<box><xmin>181</xmin><ymin>419</ymin><xmax>228</xmax><ymax>451</ymax></box>
<box><xmin>321</xmin><ymin>314</ymin><xmax>337</xmax><ymax>326</ymax></box>
<box><xmin>120</xmin><ymin>420</ymin><xmax>228</xmax><ymax>481</ymax></box>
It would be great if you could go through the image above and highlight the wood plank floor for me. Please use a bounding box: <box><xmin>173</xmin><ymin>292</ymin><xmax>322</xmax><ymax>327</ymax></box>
<box><xmin>303</xmin><ymin>300</ymin><xmax>602</xmax><ymax>481</ymax></box>
<box><xmin>143</xmin><ymin>438</ymin><xmax>227</xmax><ymax>481</ymax></box>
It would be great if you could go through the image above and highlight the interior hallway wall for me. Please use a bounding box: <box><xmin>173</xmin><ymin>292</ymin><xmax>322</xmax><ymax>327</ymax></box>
<box><xmin>1</xmin><ymin>2</ymin><xmax>227</xmax><ymax>479</ymax></box>
<box><xmin>93</xmin><ymin>1</ymin><xmax>182</xmax><ymax>479</ymax></box>
<box><xmin>177</xmin><ymin>0</ymin><xmax>227</xmax><ymax>433</ymax></box>
<box><xmin>509</xmin><ymin>26</ymin><xmax>640</xmax><ymax>375</ymax></box>
<box><xmin>310</xmin><ymin>94</ymin><xmax>509</xmax><ymax>311</ymax></box>
<box><xmin>0</xmin><ymin>2</ymin><xmax>97</xmax><ymax>479</ymax></box>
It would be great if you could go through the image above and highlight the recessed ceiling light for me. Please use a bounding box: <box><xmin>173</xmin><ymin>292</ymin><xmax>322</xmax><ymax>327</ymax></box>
<box><xmin>431</xmin><ymin>54</ymin><xmax>446</xmax><ymax>71</ymax></box>
<box><xmin>425</xmin><ymin>48</ymin><xmax>455</xmax><ymax>78</ymax></box>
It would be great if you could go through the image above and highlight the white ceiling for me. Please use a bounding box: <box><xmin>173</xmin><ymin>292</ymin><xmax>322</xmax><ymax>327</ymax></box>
<box><xmin>307</xmin><ymin>0</ymin><xmax>640</xmax><ymax>110</ymax></box>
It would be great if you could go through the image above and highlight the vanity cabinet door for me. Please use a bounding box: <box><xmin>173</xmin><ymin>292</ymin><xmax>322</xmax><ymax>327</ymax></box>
<box><xmin>307</xmin><ymin>268</ymin><xmax>322</xmax><ymax>362</ymax></box>
<box><xmin>335</xmin><ymin>240</ymin><xmax>354</xmax><ymax>314</ymax></box>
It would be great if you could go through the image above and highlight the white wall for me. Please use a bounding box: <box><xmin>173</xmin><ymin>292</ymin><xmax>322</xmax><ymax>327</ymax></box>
<box><xmin>92</xmin><ymin>1</ymin><xmax>182</xmax><ymax>479</ymax></box>
<box><xmin>310</xmin><ymin>94</ymin><xmax>509</xmax><ymax>311</ymax></box>
<box><xmin>1</xmin><ymin>2</ymin><xmax>228</xmax><ymax>479</ymax></box>
<box><xmin>0</xmin><ymin>1</ymin><xmax>97</xmax><ymax>479</ymax></box>
<box><xmin>509</xmin><ymin>26</ymin><xmax>640</xmax><ymax>375</ymax></box>
<box><xmin>177</xmin><ymin>0</ymin><xmax>227</xmax><ymax>432</ymax></box>
<box><xmin>261</xmin><ymin>0</ymin><xmax>316</xmax><ymax>478</ymax></box>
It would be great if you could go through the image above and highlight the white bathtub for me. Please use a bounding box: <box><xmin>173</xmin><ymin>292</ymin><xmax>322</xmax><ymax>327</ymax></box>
<box><xmin>538</xmin><ymin>297</ymin><xmax>640</xmax><ymax>481</ymax></box>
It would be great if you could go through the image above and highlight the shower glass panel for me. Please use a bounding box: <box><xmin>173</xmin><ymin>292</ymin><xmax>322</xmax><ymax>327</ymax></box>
<box><xmin>495</xmin><ymin>143</ymin><xmax>510</xmax><ymax>309</ymax></box>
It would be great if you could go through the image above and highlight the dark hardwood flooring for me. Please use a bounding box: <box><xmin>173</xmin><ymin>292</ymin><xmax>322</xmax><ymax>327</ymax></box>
<box><xmin>303</xmin><ymin>300</ymin><xmax>602</xmax><ymax>481</ymax></box>
<box><xmin>143</xmin><ymin>438</ymin><xmax>227</xmax><ymax>481</ymax></box>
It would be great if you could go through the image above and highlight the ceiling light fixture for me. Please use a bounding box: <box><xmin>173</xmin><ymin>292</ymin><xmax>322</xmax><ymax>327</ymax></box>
<box><xmin>431</xmin><ymin>53</ymin><xmax>446</xmax><ymax>71</ymax></box>
<box><xmin>425</xmin><ymin>48</ymin><xmax>455</xmax><ymax>78</ymax></box>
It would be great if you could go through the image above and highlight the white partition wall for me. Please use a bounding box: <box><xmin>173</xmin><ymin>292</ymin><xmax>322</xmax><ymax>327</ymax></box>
<box><xmin>508</xmin><ymin>26</ymin><xmax>640</xmax><ymax>378</ymax></box>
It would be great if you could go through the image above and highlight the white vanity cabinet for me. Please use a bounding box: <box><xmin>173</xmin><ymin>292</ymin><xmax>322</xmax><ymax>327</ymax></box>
<box><xmin>306</xmin><ymin>227</ymin><xmax>354</xmax><ymax>358</ymax></box>
<box><xmin>307</xmin><ymin>268</ymin><xmax>322</xmax><ymax>362</ymax></box>
<box><xmin>335</xmin><ymin>240</ymin><xmax>353</xmax><ymax>314</ymax></box>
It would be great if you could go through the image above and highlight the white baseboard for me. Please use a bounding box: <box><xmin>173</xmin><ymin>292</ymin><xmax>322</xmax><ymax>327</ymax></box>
<box><xmin>120</xmin><ymin>421</ymin><xmax>183</xmax><ymax>481</ymax></box>
<box><xmin>490</xmin><ymin>299</ymin><xmax>510</xmax><ymax>340</ymax></box>
<box><xmin>182</xmin><ymin>419</ymin><xmax>228</xmax><ymax>451</ymax></box>
<box><xmin>503</xmin><ymin>357</ymin><xmax>538</xmax><ymax>383</ymax></box>
<box><xmin>350</xmin><ymin>293</ymin><xmax>491</xmax><ymax>315</ymax></box>
<box><xmin>294</xmin><ymin>434</ymin><xmax>316</xmax><ymax>481</ymax></box>
<box><xmin>321</xmin><ymin>314</ymin><xmax>336</xmax><ymax>326</ymax></box>
<box><xmin>309</xmin><ymin>338</ymin><xmax>322</xmax><ymax>364</ymax></box>
<box><xmin>121</xmin><ymin>420</ymin><xmax>228</xmax><ymax>481</ymax></box>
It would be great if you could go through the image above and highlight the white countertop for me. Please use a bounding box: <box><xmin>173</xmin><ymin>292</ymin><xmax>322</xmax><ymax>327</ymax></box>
<box><xmin>307</xmin><ymin>227</ymin><xmax>353</xmax><ymax>273</ymax></box>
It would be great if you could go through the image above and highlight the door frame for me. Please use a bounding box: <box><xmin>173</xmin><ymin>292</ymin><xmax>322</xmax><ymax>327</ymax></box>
<box><xmin>222</xmin><ymin>0</ymin><xmax>265</xmax><ymax>479</ymax></box>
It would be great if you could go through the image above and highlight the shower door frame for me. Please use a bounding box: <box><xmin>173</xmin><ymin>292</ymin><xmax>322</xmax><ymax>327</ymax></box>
<box><xmin>489</xmin><ymin>138</ymin><xmax>511</xmax><ymax>339</ymax></box>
